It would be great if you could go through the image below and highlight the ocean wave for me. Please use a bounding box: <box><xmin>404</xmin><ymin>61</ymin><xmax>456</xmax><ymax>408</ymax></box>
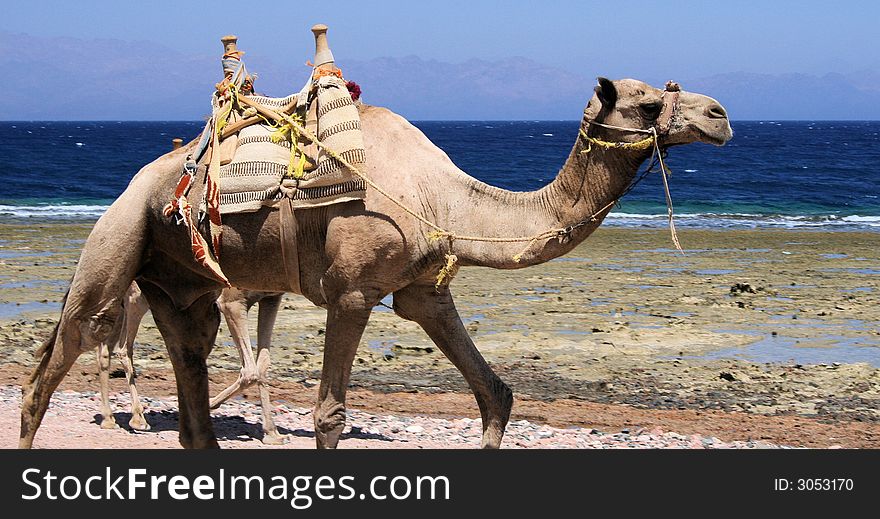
<box><xmin>1</xmin><ymin>203</ymin><xmax>878</xmax><ymax>231</ymax></box>
<box><xmin>0</xmin><ymin>204</ymin><xmax>109</xmax><ymax>219</ymax></box>
<box><xmin>605</xmin><ymin>212</ymin><xmax>880</xmax><ymax>230</ymax></box>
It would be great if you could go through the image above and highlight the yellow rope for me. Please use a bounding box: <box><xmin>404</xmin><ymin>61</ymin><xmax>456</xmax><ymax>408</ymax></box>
<box><xmin>214</xmin><ymin>83</ymin><xmax>239</xmax><ymax>135</ymax></box>
<box><xmin>578</xmin><ymin>129</ymin><xmax>655</xmax><ymax>154</ymax></box>
<box><xmin>435</xmin><ymin>253</ymin><xmax>460</xmax><ymax>289</ymax></box>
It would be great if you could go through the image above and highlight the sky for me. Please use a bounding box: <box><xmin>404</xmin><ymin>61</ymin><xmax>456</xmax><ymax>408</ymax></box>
<box><xmin>3</xmin><ymin>0</ymin><xmax>878</xmax><ymax>80</ymax></box>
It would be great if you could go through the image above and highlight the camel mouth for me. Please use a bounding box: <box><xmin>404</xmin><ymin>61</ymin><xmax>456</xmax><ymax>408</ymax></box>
<box><xmin>700</xmin><ymin>130</ymin><xmax>731</xmax><ymax>146</ymax></box>
<box><xmin>692</xmin><ymin>121</ymin><xmax>733</xmax><ymax>147</ymax></box>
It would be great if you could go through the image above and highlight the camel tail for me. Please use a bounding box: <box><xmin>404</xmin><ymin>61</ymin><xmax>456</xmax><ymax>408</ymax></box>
<box><xmin>32</xmin><ymin>321</ymin><xmax>59</xmax><ymax>362</ymax></box>
<box><xmin>28</xmin><ymin>285</ymin><xmax>70</xmax><ymax>385</ymax></box>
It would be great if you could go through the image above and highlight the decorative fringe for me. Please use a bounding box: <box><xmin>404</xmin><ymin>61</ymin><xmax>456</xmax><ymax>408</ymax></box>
<box><xmin>435</xmin><ymin>253</ymin><xmax>459</xmax><ymax>289</ymax></box>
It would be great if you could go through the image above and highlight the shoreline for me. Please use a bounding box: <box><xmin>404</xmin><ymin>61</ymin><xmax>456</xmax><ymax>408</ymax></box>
<box><xmin>3</xmin><ymin>214</ymin><xmax>880</xmax><ymax>232</ymax></box>
<box><xmin>1</xmin><ymin>223</ymin><xmax>879</xmax><ymax>447</ymax></box>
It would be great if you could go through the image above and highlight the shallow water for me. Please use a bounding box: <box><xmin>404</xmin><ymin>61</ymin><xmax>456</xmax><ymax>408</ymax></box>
<box><xmin>0</xmin><ymin>301</ymin><xmax>61</xmax><ymax>319</ymax></box>
<box><xmin>701</xmin><ymin>334</ymin><xmax>880</xmax><ymax>367</ymax></box>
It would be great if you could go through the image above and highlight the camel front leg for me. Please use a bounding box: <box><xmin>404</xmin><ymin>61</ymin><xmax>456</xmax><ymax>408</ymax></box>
<box><xmin>139</xmin><ymin>281</ymin><xmax>221</xmax><ymax>449</ymax></box>
<box><xmin>314</xmin><ymin>297</ymin><xmax>372</xmax><ymax>449</ymax></box>
<box><xmin>114</xmin><ymin>282</ymin><xmax>151</xmax><ymax>431</ymax></box>
<box><xmin>393</xmin><ymin>283</ymin><xmax>513</xmax><ymax>448</ymax></box>
<box><xmin>96</xmin><ymin>340</ymin><xmax>119</xmax><ymax>429</ymax></box>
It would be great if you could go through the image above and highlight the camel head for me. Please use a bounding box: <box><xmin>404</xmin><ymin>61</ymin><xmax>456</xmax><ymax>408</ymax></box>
<box><xmin>583</xmin><ymin>78</ymin><xmax>733</xmax><ymax>148</ymax></box>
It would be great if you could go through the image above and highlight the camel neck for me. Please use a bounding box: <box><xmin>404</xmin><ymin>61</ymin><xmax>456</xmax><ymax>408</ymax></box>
<box><xmin>445</xmin><ymin>125</ymin><xmax>649</xmax><ymax>269</ymax></box>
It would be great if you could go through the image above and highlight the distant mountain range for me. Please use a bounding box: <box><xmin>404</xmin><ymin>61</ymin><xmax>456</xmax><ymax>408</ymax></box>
<box><xmin>2</xmin><ymin>32</ymin><xmax>879</xmax><ymax>120</ymax></box>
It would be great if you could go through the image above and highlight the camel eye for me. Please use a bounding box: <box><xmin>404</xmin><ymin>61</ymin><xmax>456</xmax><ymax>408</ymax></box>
<box><xmin>640</xmin><ymin>101</ymin><xmax>662</xmax><ymax>119</ymax></box>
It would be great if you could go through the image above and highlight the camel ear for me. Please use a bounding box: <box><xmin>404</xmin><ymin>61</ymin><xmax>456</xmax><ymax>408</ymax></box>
<box><xmin>594</xmin><ymin>77</ymin><xmax>617</xmax><ymax>108</ymax></box>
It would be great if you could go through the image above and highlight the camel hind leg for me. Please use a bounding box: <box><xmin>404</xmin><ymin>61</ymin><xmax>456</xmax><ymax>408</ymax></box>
<box><xmin>393</xmin><ymin>283</ymin><xmax>513</xmax><ymax>448</ymax></box>
<box><xmin>96</xmin><ymin>340</ymin><xmax>119</xmax><ymax>429</ymax></box>
<box><xmin>94</xmin><ymin>282</ymin><xmax>151</xmax><ymax>431</ymax></box>
<box><xmin>20</xmin><ymin>204</ymin><xmax>147</xmax><ymax>449</ymax></box>
<box><xmin>114</xmin><ymin>282</ymin><xmax>152</xmax><ymax>431</ymax></box>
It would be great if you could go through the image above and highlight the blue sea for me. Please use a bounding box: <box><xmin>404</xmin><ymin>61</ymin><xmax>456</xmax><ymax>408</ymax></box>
<box><xmin>0</xmin><ymin>120</ymin><xmax>878</xmax><ymax>230</ymax></box>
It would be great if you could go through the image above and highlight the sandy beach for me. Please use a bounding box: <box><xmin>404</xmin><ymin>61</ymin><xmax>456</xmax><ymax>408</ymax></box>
<box><xmin>1</xmin><ymin>223</ymin><xmax>879</xmax><ymax>448</ymax></box>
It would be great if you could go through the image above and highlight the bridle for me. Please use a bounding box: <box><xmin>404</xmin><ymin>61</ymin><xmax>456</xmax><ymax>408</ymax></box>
<box><xmin>577</xmin><ymin>80</ymin><xmax>685</xmax><ymax>252</ymax></box>
<box><xmin>581</xmin><ymin>80</ymin><xmax>682</xmax><ymax>145</ymax></box>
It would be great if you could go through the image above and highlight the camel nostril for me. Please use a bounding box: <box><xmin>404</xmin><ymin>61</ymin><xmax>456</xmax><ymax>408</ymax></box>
<box><xmin>707</xmin><ymin>103</ymin><xmax>727</xmax><ymax>119</ymax></box>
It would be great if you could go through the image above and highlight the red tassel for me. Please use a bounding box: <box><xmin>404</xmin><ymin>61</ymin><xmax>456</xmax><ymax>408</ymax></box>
<box><xmin>346</xmin><ymin>81</ymin><xmax>362</xmax><ymax>101</ymax></box>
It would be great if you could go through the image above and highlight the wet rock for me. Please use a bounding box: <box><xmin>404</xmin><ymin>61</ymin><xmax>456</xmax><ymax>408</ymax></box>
<box><xmin>730</xmin><ymin>283</ymin><xmax>756</xmax><ymax>295</ymax></box>
<box><xmin>719</xmin><ymin>371</ymin><xmax>737</xmax><ymax>382</ymax></box>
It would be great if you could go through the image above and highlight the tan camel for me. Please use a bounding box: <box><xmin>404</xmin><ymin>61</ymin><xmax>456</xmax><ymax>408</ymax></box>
<box><xmin>96</xmin><ymin>283</ymin><xmax>288</xmax><ymax>443</ymax></box>
<box><xmin>20</xmin><ymin>75</ymin><xmax>732</xmax><ymax>449</ymax></box>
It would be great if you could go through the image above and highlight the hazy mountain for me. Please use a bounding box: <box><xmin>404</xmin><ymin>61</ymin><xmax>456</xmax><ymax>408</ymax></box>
<box><xmin>2</xmin><ymin>32</ymin><xmax>879</xmax><ymax>120</ymax></box>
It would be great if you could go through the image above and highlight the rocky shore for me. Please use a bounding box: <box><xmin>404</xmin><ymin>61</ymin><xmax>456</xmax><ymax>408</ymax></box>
<box><xmin>0</xmin><ymin>385</ymin><xmax>786</xmax><ymax>449</ymax></box>
<box><xmin>1</xmin><ymin>223</ymin><xmax>879</xmax><ymax>448</ymax></box>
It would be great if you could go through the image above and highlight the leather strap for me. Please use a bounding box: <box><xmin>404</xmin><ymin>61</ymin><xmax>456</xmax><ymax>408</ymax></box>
<box><xmin>279</xmin><ymin>197</ymin><xmax>302</xmax><ymax>294</ymax></box>
<box><xmin>657</xmin><ymin>81</ymin><xmax>681</xmax><ymax>135</ymax></box>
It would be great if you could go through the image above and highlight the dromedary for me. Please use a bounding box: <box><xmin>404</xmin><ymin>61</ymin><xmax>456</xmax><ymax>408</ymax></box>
<box><xmin>96</xmin><ymin>283</ymin><xmax>288</xmax><ymax>443</ymax></box>
<box><xmin>20</xmin><ymin>76</ymin><xmax>732</xmax><ymax>449</ymax></box>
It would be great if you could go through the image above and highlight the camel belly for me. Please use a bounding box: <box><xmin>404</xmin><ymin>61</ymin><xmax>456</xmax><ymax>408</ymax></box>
<box><xmin>218</xmin><ymin>206</ymin><xmax>329</xmax><ymax>302</ymax></box>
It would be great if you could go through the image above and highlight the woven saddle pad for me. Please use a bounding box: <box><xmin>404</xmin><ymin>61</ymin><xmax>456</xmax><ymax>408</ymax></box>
<box><xmin>218</xmin><ymin>76</ymin><xmax>367</xmax><ymax>215</ymax></box>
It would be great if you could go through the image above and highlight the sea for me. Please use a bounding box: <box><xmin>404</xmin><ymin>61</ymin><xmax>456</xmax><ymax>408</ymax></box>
<box><xmin>0</xmin><ymin>120</ymin><xmax>878</xmax><ymax>230</ymax></box>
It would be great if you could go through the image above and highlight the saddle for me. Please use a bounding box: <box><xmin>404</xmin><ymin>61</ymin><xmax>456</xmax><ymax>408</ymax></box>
<box><xmin>163</xmin><ymin>26</ymin><xmax>365</xmax><ymax>290</ymax></box>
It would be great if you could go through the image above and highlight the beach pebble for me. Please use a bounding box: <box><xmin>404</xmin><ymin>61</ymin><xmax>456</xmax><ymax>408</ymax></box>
<box><xmin>0</xmin><ymin>385</ymin><xmax>792</xmax><ymax>450</ymax></box>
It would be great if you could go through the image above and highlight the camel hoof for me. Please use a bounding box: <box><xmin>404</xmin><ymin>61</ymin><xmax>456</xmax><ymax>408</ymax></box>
<box><xmin>100</xmin><ymin>417</ymin><xmax>119</xmax><ymax>430</ymax></box>
<box><xmin>261</xmin><ymin>432</ymin><xmax>289</xmax><ymax>445</ymax></box>
<box><xmin>129</xmin><ymin>417</ymin><xmax>151</xmax><ymax>431</ymax></box>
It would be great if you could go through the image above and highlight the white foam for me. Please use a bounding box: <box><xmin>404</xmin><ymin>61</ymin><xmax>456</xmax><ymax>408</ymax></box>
<box><xmin>604</xmin><ymin>212</ymin><xmax>880</xmax><ymax>230</ymax></box>
<box><xmin>0</xmin><ymin>204</ymin><xmax>109</xmax><ymax>219</ymax></box>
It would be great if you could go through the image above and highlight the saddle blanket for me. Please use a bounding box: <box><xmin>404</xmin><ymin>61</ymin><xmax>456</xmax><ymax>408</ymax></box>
<box><xmin>218</xmin><ymin>76</ymin><xmax>367</xmax><ymax>214</ymax></box>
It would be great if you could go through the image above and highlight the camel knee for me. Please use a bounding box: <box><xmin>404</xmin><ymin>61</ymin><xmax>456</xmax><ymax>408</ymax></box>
<box><xmin>125</xmin><ymin>282</ymin><xmax>150</xmax><ymax>315</ymax></box>
<box><xmin>393</xmin><ymin>285</ymin><xmax>454</xmax><ymax>324</ymax></box>
<box><xmin>78</xmin><ymin>309</ymin><xmax>124</xmax><ymax>354</ymax></box>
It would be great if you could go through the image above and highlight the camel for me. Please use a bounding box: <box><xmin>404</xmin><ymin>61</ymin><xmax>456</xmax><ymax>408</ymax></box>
<box><xmin>20</xmin><ymin>74</ymin><xmax>732</xmax><ymax>449</ymax></box>
<box><xmin>95</xmin><ymin>283</ymin><xmax>288</xmax><ymax>443</ymax></box>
